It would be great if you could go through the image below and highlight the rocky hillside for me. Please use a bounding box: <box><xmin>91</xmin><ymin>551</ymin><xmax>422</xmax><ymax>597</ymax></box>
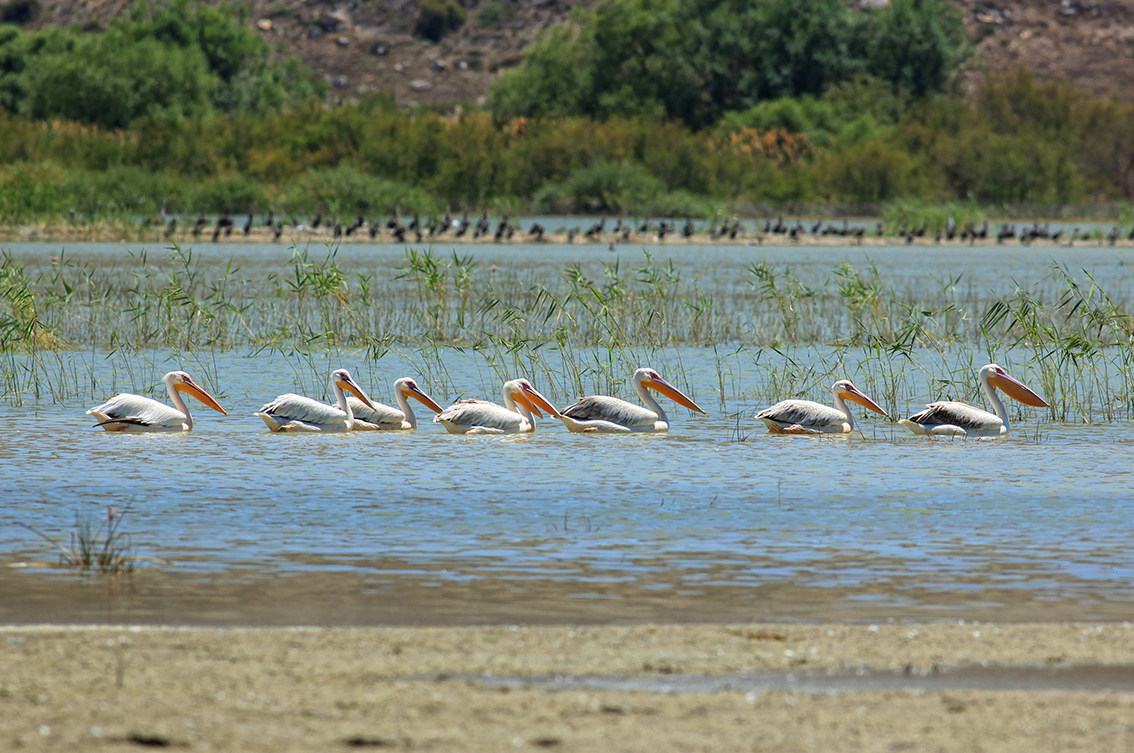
<box><xmin>964</xmin><ymin>0</ymin><xmax>1134</xmax><ymax>100</ymax></box>
<box><xmin>23</xmin><ymin>0</ymin><xmax>1134</xmax><ymax>111</ymax></box>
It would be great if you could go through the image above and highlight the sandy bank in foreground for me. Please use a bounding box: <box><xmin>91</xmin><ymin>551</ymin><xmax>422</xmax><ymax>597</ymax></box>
<box><xmin>2</xmin><ymin>622</ymin><xmax>1133</xmax><ymax>751</ymax></box>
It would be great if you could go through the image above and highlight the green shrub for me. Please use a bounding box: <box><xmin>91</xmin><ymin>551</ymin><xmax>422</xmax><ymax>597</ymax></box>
<box><xmin>642</xmin><ymin>189</ymin><xmax>720</xmax><ymax>218</ymax></box>
<box><xmin>477</xmin><ymin>1</ymin><xmax>514</xmax><ymax>27</ymax></box>
<box><xmin>61</xmin><ymin>165</ymin><xmax>179</xmax><ymax>218</ymax></box>
<box><xmin>0</xmin><ymin>0</ymin><xmax>41</xmax><ymax>26</ymax></box>
<box><xmin>0</xmin><ymin>163</ymin><xmax>70</xmax><ymax>221</ymax></box>
<box><xmin>818</xmin><ymin>133</ymin><xmax>931</xmax><ymax>203</ymax></box>
<box><xmin>881</xmin><ymin>199</ymin><xmax>985</xmax><ymax>234</ymax></box>
<box><xmin>187</xmin><ymin>174</ymin><xmax>270</xmax><ymax>213</ymax></box>
<box><xmin>414</xmin><ymin>0</ymin><xmax>466</xmax><ymax>42</ymax></box>
<box><xmin>539</xmin><ymin>161</ymin><xmax>667</xmax><ymax>213</ymax></box>
<box><xmin>0</xmin><ymin>164</ymin><xmax>180</xmax><ymax>221</ymax></box>
<box><xmin>279</xmin><ymin>166</ymin><xmax>438</xmax><ymax>217</ymax></box>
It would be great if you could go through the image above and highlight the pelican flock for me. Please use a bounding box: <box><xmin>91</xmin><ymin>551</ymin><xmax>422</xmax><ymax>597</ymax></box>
<box><xmin>87</xmin><ymin>363</ymin><xmax>1053</xmax><ymax>440</ymax></box>
<box><xmin>434</xmin><ymin>378</ymin><xmax>558</xmax><ymax>434</ymax></box>
<box><xmin>88</xmin><ymin>371</ymin><xmax>226</xmax><ymax>432</ymax></box>
<box><xmin>899</xmin><ymin>363</ymin><xmax>1049</xmax><ymax>437</ymax></box>
<box><xmin>757</xmin><ymin>379</ymin><xmax>889</xmax><ymax>434</ymax></box>
<box><xmin>255</xmin><ymin>368</ymin><xmax>375</xmax><ymax>432</ymax></box>
<box><xmin>555</xmin><ymin>367</ymin><xmax>704</xmax><ymax>433</ymax></box>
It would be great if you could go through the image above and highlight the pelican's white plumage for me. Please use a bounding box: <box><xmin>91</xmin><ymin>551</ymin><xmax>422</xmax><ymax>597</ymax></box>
<box><xmin>88</xmin><ymin>371</ymin><xmax>226</xmax><ymax>432</ymax></box>
<box><xmin>757</xmin><ymin>379</ymin><xmax>889</xmax><ymax>434</ymax></box>
<box><xmin>434</xmin><ymin>379</ymin><xmax>557</xmax><ymax>434</ymax></box>
<box><xmin>348</xmin><ymin>377</ymin><xmax>444</xmax><ymax>430</ymax></box>
<box><xmin>256</xmin><ymin>368</ymin><xmax>375</xmax><ymax>432</ymax></box>
<box><xmin>899</xmin><ymin>363</ymin><xmax>1049</xmax><ymax>437</ymax></box>
<box><xmin>556</xmin><ymin>367</ymin><xmax>704</xmax><ymax>433</ymax></box>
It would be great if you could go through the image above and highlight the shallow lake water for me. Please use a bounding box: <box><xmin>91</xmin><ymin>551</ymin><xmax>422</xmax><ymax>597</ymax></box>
<box><xmin>2</xmin><ymin>240</ymin><xmax>1133</xmax><ymax>626</ymax></box>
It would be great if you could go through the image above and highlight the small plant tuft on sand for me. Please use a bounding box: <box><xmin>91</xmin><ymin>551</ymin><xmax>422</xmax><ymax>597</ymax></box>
<box><xmin>17</xmin><ymin>505</ymin><xmax>147</xmax><ymax>574</ymax></box>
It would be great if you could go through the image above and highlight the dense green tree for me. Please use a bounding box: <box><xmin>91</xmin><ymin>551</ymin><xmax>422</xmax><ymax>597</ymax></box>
<box><xmin>119</xmin><ymin>0</ymin><xmax>322</xmax><ymax>113</ymax></box>
<box><xmin>22</xmin><ymin>31</ymin><xmax>216</xmax><ymax>129</ymax></box>
<box><xmin>489</xmin><ymin>0</ymin><xmax>691</xmax><ymax>123</ymax></box>
<box><xmin>694</xmin><ymin>0</ymin><xmax>867</xmax><ymax>108</ymax></box>
<box><xmin>0</xmin><ymin>1</ymin><xmax>319</xmax><ymax>127</ymax></box>
<box><xmin>491</xmin><ymin>0</ymin><xmax>968</xmax><ymax>130</ymax></box>
<box><xmin>0</xmin><ymin>24</ymin><xmax>73</xmax><ymax>114</ymax></box>
<box><xmin>865</xmin><ymin>0</ymin><xmax>971</xmax><ymax>98</ymax></box>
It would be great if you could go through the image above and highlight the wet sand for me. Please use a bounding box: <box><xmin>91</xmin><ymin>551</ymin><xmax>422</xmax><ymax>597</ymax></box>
<box><xmin>3</xmin><ymin>621</ymin><xmax>1133</xmax><ymax>751</ymax></box>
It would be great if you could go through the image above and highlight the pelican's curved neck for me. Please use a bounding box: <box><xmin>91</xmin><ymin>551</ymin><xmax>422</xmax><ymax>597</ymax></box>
<box><xmin>981</xmin><ymin>372</ymin><xmax>1009</xmax><ymax>426</ymax></box>
<box><xmin>332</xmin><ymin>381</ymin><xmax>355</xmax><ymax>428</ymax></box>
<box><xmin>503</xmin><ymin>385</ymin><xmax>535</xmax><ymax>425</ymax></box>
<box><xmin>166</xmin><ymin>376</ymin><xmax>193</xmax><ymax>430</ymax></box>
<box><xmin>395</xmin><ymin>387</ymin><xmax>418</xmax><ymax>428</ymax></box>
<box><xmin>634</xmin><ymin>378</ymin><xmax>668</xmax><ymax>423</ymax></box>
<box><xmin>832</xmin><ymin>390</ymin><xmax>855</xmax><ymax>430</ymax></box>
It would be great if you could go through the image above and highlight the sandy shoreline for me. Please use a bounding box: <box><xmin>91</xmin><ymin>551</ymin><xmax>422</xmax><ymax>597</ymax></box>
<box><xmin>3</xmin><ymin>621</ymin><xmax>1133</xmax><ymax>751</ymax></box>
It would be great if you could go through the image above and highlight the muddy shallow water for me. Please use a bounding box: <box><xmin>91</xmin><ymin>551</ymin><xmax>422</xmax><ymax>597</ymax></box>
<box><xmin>2</xmin><ymin>240</ymin><xmax>1133</xmax><ymax>626</ymax></box>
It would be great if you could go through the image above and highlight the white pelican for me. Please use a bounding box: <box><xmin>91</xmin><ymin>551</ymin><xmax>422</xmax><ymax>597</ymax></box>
<box><xmin>434</xmin><ymin>379</ymin><xmax>558</xmax><ymax>434</ymax></box>
<box><xmin>88</xmin><ymin>371</ymin><xmax>226</xmax><ymax>432</ymax></box>
<box><xmin>348</xmin><ymin>377</ymin><xmax>444</xmax><ymax>430</ymax></box>
<box><xmin>756</xmin><ymin>380</ymin><xmax>890</xmax><ymax>434</ymax></box>
<box><xmin>256</xmin><ymin>368</ymin><xmax>376</xmax><ymax>432</ymax></box>
<box><xmin>555</xmin><ymin>367</ymin><xmax>704</xmax><ymax>433</ymax></box>
<box><xmin>899</xmin><ymin>363</ymin><xmax>1049</xmax><ymax>437</ymax></box>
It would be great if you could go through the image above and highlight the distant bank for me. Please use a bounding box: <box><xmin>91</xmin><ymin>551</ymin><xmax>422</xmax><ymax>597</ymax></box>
<box><xmin>4</xmin><ymin>219</ymin><xmax>1132</xmax><ymax>248</ymax></box>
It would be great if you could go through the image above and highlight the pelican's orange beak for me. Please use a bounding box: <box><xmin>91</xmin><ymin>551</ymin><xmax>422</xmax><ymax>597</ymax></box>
<box><xmin>991</xmin><ymin>370</ymin><xmax>1050</xmax><ymax>408</ymax></box>
<box><xmin>178</xmin><ymin>379</ymin><xmax>227</xmax><ymax>415</ymax></box>
<box><xmin>511</xmin><ymin>388</ymin><xmax>544</xmax><ymax>418</ymax></box>
<box><xmin>406</xmin><ymin>383</ymin><xmax>444</xmax><ymax>414</ymax></box>
<box><xmin>520</xmin><ymin>382</ymin><xmax>561</xmax><ymax>418</ymax></box>
<box><xmin>338</xmin><ymin>374</ymin><xmax>376</xmax><ymax>410</ymax></box>
<box><xmin>646</xmin><ymin>375</ymin><xmax>705</xmax><ymax>414</ymax></box>
<box><xmin>842</xmin><ymin>386</ymin><xmax>890</xmax><ymax>418</ymax></box>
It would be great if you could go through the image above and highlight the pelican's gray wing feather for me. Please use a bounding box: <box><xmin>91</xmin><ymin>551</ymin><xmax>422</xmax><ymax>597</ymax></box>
<box><xmin>756</xmin><ymin>399</ymin><xmax>844</xmax><ymax>429</ymax></box>
<box><xmin>434</xmin><ymin>399</ymin><xmax>523</xmax><ymax>431</ymax></box>
<box><xmin>906</xmin><ymin>401</ymin><xmax>1000</xmax><ymax>431</ymax></box>
<box><xmin>561</xmin><ymin>396</ymin><xmax>657</xmax><ymax>427</ymax></box>
<box><xmin>258</xmin><ymin>393</ymin><xmax>348</xmax><ymax>426</ymax></box>
<box><xmin>347</xmin><ymin>396</ymin><xmax>405</xmax><ymax>427</ymax></box>
<box><xmin>88</xmin><ymin>394</ymin><xmax>186</xmax><ymax>428</ymax></box>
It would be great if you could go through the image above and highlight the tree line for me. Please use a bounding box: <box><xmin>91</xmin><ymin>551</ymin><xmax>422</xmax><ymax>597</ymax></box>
<box><xmin>0</xmin><ymin>0</ymin><xmax>1132</xmax><ymax>222</ymax></box>
<box><xmin>0</xmin><ymin>0</ymin><xmax>320</xmax><ymax>129</ymax></box>
<box><xmin>490</xmin><ymin>0</ymin><xmax>969</xmax><ymax>130</ymax></box>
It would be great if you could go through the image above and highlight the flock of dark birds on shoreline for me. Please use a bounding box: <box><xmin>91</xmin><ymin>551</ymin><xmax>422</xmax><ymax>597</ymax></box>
<box><xmin>153</xmin><ymin>209</ymin><xmax>1134</xmax><ymax>246</ymax></box>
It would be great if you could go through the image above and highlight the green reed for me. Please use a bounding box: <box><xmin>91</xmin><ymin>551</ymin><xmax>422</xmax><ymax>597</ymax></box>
<box><xmin>17</xmin><ymin>506</ymin><xmax>142</xmax><ymax>574</ymax></box>
<box><xmin>3</xmin><ymin>244</ymin><xmax>1134</xmax><ymax>420</ymax></box>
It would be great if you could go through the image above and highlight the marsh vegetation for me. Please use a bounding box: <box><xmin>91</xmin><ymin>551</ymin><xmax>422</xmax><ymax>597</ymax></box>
<box><xmin>16</xmin><ymin>506</ymin><xmax>140</xmax><ymax>574</ymax></box>
<box><xmin>2</xmin><ymin>243</ymin><xmax>1132</xmax><ymax>424</ymax></box>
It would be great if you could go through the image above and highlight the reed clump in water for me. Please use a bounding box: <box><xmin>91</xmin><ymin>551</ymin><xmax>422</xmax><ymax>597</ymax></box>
<box><xmin>2</xmin><ymin>244</ymin><xmax>1133</xmax><ymax>421</ymax></box>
